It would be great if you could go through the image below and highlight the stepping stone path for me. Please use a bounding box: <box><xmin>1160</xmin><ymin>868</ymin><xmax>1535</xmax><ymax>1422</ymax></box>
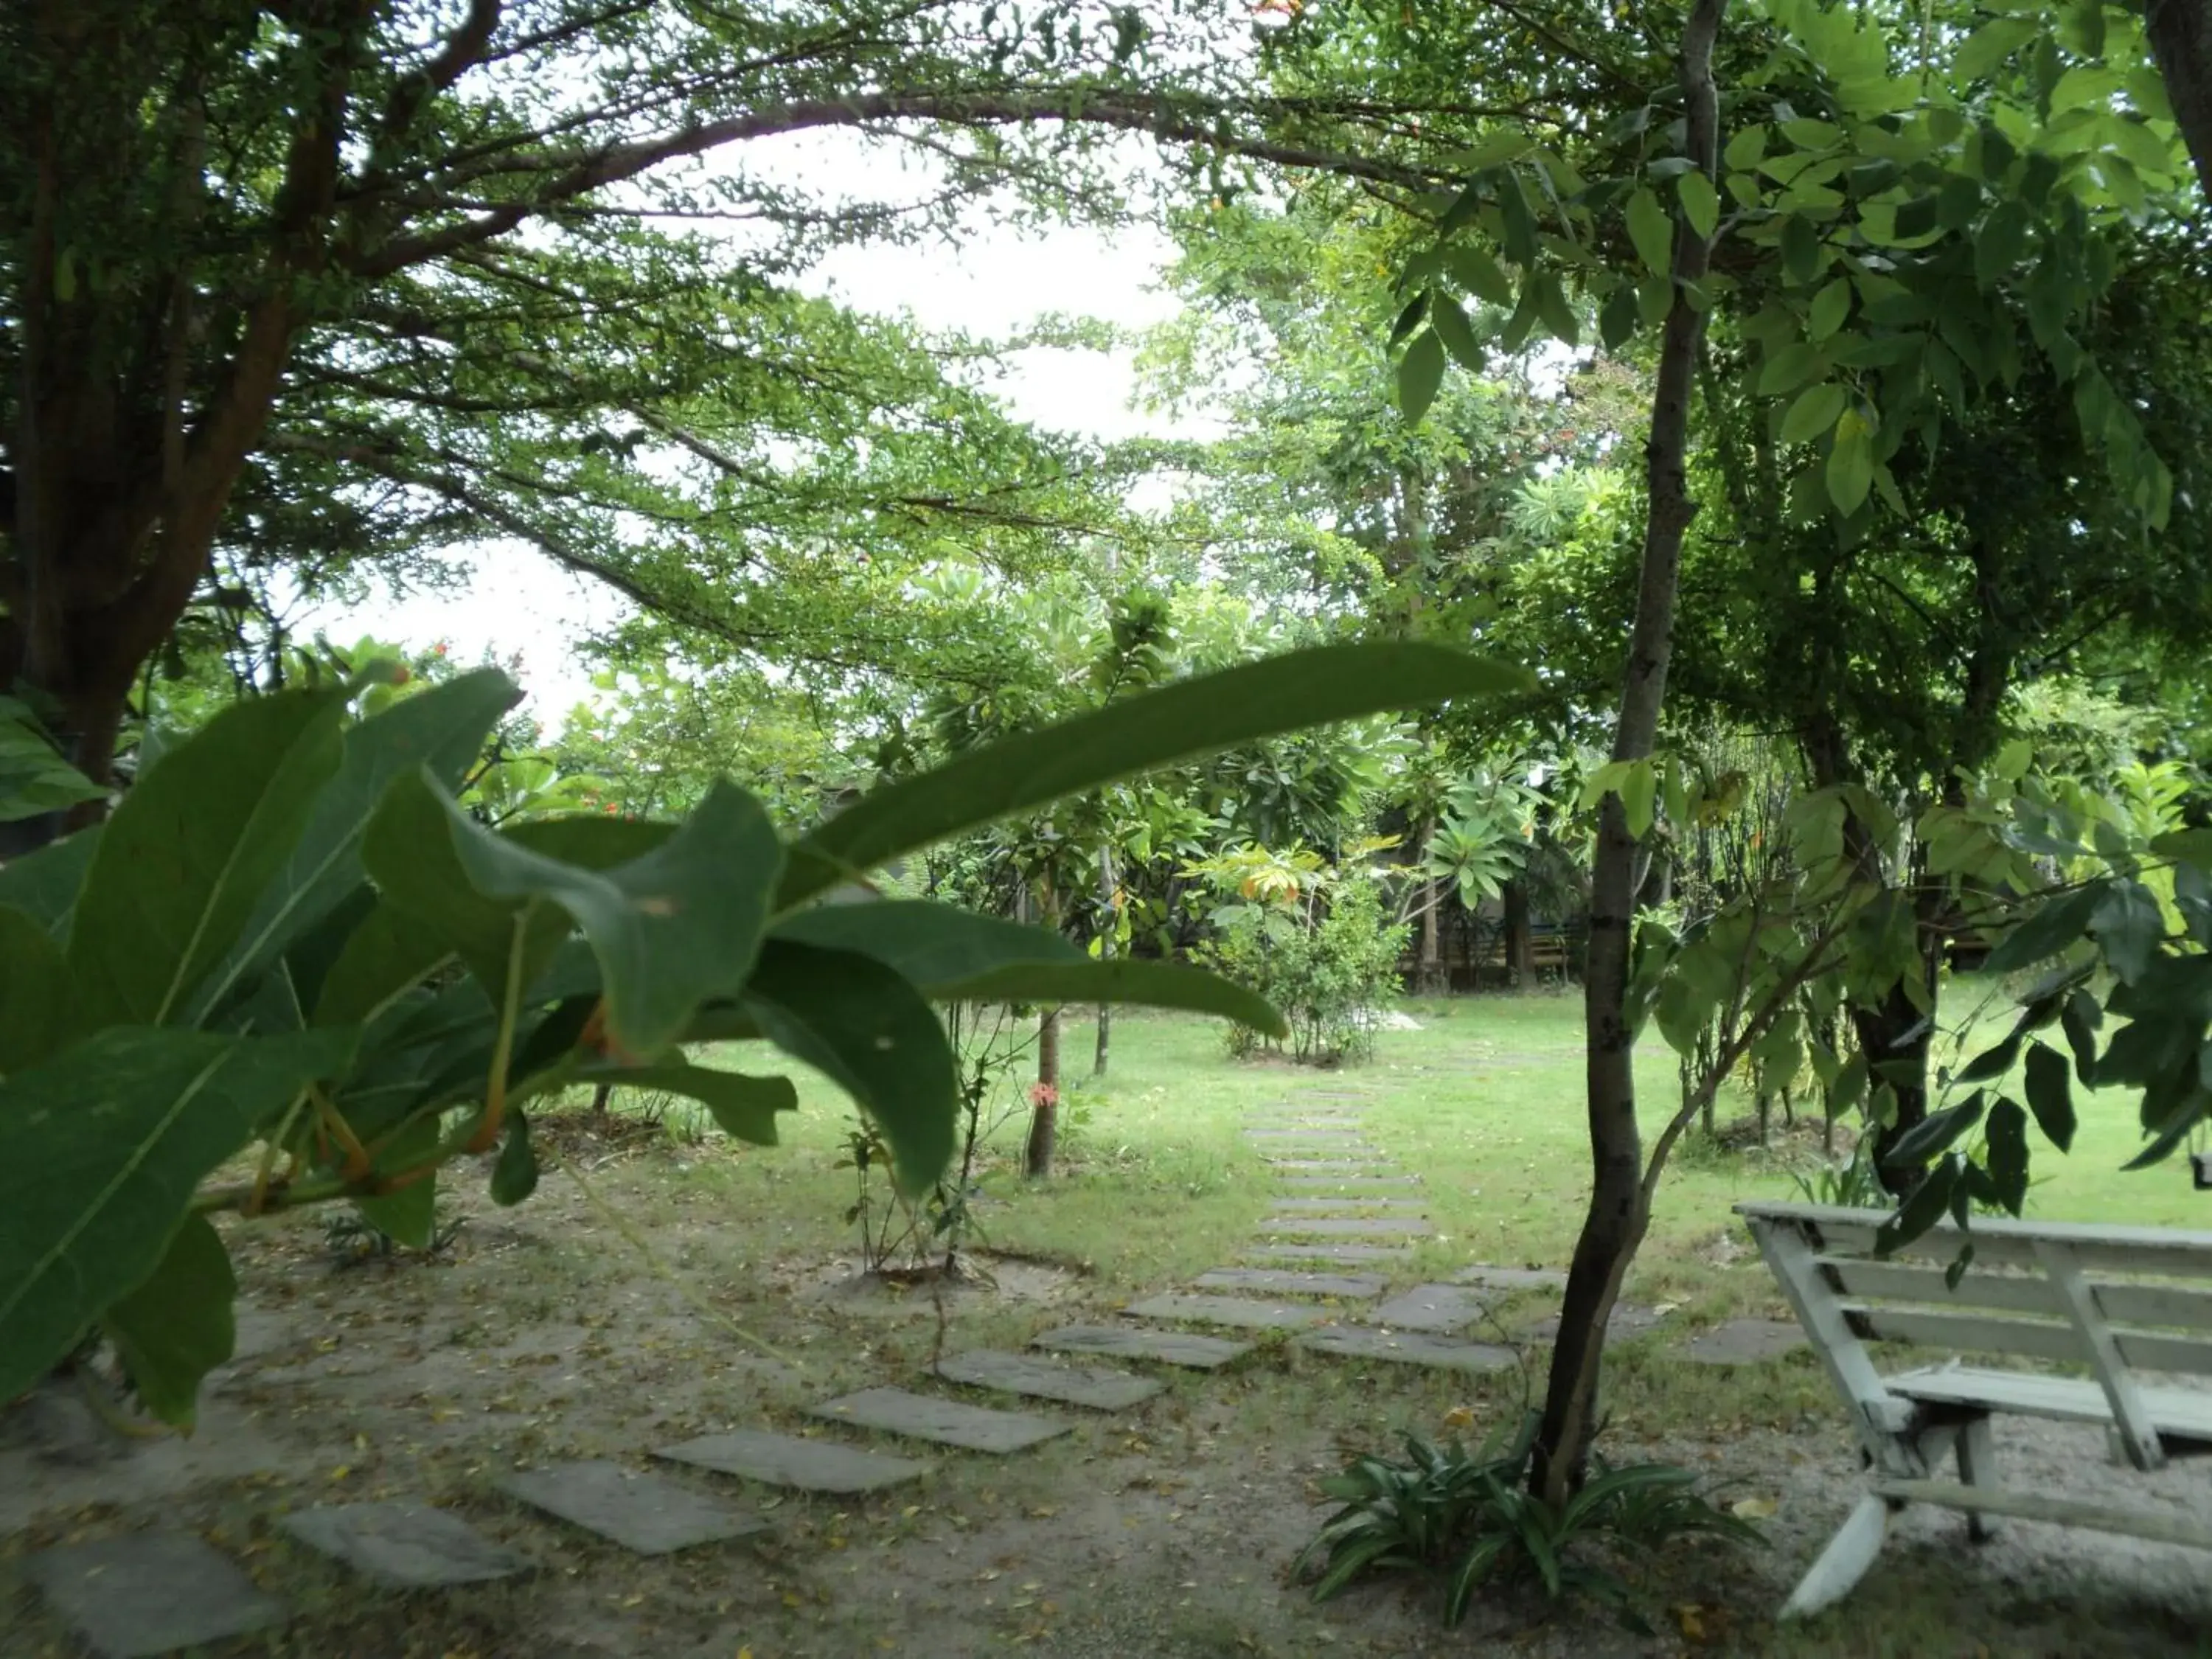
<box><xmin>500</xmin><ymin>1461</ymin><xmax>767</xmax><ymax>1555</ymax></box>
<box><xmin>1372</xmin><ymin>1284</ymin><xmax>1490</xmax><ymax>1333</ymax></box>
<box><xmin>12</xmin><ymin>1093</ymin><xmax>1588</xmax><ymax>1656</ymax></box>
<box><xmin>1192</xmin><ymin>1267</ymin><xmax>1386</xmax><ymax>1297</ymax></box>
<box><xmin>24</xmin><ymin>1533</ymin><xmax>288</xmax><ymax>1658</ymax></box>
<box><xmin>1124</xmin><ymin>1293</ymin><xmax>1325</xmax><ymax>1331</ymax></box>
<box><xmin>934</xmin><ymin>1349</ymin><xmax>1161</xmax><ymax>1410</ymax></box>
<box><xmin>807</xmin><ymin>1386</ymin><xmax>1069</xmax><ymax>1453</ymax></box>
<box><xmin>282</xmin><ymin>1501</ymin><xmax>529</xmax><ymax>1587</ymax></box>
<box><xmin>1034</xmin><ymin>1324</ymin><xmax>1249</xmax><ymax>1368</ymax></box>
<box><xmin>656</xmin><ymin>1430</ymin><xmax>928</xmax><ymax>1495</ymax></box>
<box><xmin>1679</xmin><ymin>1317</ymin><xmax>1808</xmax><ymax>1365</ymax></box>
<box><xmin>1294</xmin><ymin>1327</ymin><xmax>1520</xmax><ymax>1371</ymax></box>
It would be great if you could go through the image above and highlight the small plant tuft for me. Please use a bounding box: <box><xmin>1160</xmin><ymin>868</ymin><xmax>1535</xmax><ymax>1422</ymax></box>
<box><xmin>1296</xmin><ymin>1412</ymin><xmax>1764</xmax><ymax>1632</ymax></box>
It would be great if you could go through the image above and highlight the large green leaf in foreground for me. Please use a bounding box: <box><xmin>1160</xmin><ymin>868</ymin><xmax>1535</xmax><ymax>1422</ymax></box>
<box><xmin>0</xmin><ymin>1026</ymin><xmax>355</xmax><ymax>1411</ymax></box>
<box><xmin>776</xmin><ymin>642</ymin><xmax>1531</xmax><ymax>908</ymax></box>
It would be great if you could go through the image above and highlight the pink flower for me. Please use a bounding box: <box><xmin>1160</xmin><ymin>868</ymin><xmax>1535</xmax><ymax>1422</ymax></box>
<box><xmin>1029</xmin><ymin>1082</ymin><xmax>1060</xmax><ymax>1109</ymax></box>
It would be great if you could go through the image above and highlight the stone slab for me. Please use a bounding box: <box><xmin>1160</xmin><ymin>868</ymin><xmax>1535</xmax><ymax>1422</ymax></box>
<box><xmin>1243</xmin><ymin>1243</ymin><xmax>1411</xmax><ymax>1265</ymax></box>
<box><xmin>1525</xmin><ymin>1304</ymin><xmax>1669</xmax><ymax>1341</ymax></box>
<box><xmin>933</xmin><ymin>1349</ymin><xmax>1162</xmax><ymax>1411</ymax></box>
<box><xmin>1192</xmin><ymin>1267</ymin><xmax>1386</xmax><ymax>1298</ymax></box>
<box><xmin>1278</xmin><ymin>1175</ymin><xmax>1422</xmax><ymax>1189</ymax></box>
<box><xmin>1310</xmin><ymin>1091</ymin><xmax>1373</xmax><ymax>1099</ymax></box>
<box><xmin>1259</xmin><ymin>1216</ymin><xmax>1431</xmax><ymax>1237</ymax></box>
<box><xmin>280</xmin><ymin>1501</ymin><xmax>529</xmax><ymax>1587</ymax></box>
<box><xmin>1270</xmin><ymin>1196</ymin><xmax>1427</xmax><ymax>1211</ymax></box>
<box><xmin>807</xmin><ymin>1386</ymin><xmax>1069</xmax><ymax>1453</ymax></box>
<box><xmin>1371</xmin><ymin>1284</ymin><xmax>1491</xmax><ymax>1334</ymax></box>
<box><xmin>1259</xmin><ymin>1158</ymin><xmax>1394</xmax><ymax>1173</ymax></box>
<box><xmin>1294</xmin><ymin>1327</ymin><xmax>1520</xmax><ymax>1371</ymax></box>
<box><xmin>499</xmin><ymin>1461</ymin><xmax>765</xmax><ymax>1554</ymax></box>
<box><xmin>1450</xmin><ymin>1264</ymin><xmax>1568</xmax><ymax>1291</ymax></box>
<box><xmin>1245</xmin><ymin>1128</ymin><xmax>1371</xmax><ymax>1141</ymax></box>
<box><xmin>1678</xmin><ymin>1318</ymin><xmax>1807</xmax><ymax>1365</ymax></box>
<box><xmin>24</xmin><ymin>1532</ymin><xmax>287</xmax><ymax>1658</ymax></box>
<box><xmin>655</xmin><ymin>1430</ymin><xmax>927</xmax><ymax>1495</ymax></box>
<box><xmin>1123</xmin><ymin>1293</ymin><xmax>1325</xmax><ymax>1331</ymax></box>
<box><xmin>1032</xmin><ymin>1324</ymin><xmax>1249</xmax><ymax>1370</ymax></box>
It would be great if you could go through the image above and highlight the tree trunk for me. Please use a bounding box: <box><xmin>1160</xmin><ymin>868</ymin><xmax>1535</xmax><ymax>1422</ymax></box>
<box><xmin>1502</xmin><ymin>877</ymin><xmax>1534</xmax><ymax>987</ymax></box>
<box><xmin>1028</xmin><ymin>1004</ymin><xmax>1061</xmax><ymax>1177</ymax></box>
<box><xmin>1093</xmin><ymin>844</ymin><xmax>1114</xmax><ymax>1078</ymax></box>
<box><xmin>1530</xmin><ymin>0</ymin><xmax>1726</xmax><ymax>1508</ymax></box>
<box><xmin>2147</xmin><ymin>0</ymin><xmax>2212</xmax><ymax>204</ymax></box>
<box><xmin>1418</xmin><ymin>815</ymin><xmax>1446</xmax><ymax>995</ymax></box>
<box><xmin>1026</xmin><ymin>877</ymin><xmax>1062</xmax><ymax>1177</ymax></box>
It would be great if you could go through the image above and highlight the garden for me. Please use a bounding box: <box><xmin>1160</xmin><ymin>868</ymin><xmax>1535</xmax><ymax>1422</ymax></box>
<box><xmin>7</xmin><ymin>0</ymin><xmax>2212</xmax><ymax>1653</ymax></box>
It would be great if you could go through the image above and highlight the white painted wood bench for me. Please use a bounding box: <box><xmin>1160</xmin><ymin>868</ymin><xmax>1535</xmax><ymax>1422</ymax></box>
<box><xmin>1736</xmin><ymin>1200</ymin><xmax>2212</xmax><ymax>1617</ymax></box>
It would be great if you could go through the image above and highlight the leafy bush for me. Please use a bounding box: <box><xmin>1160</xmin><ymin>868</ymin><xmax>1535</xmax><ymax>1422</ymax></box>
<box><xmin>0</xmin><ymin>641</ymin><xmax>1520</xmax><ymax>1427</ymax></box>
<box><xmin>1192</xmin><ymin>844</ymin><xmax>1411</xmax><ymax>1065</ymax></box>
<box><xmin>1298</xmin><ymin>1414</ymin><xmax>1763</xmax><ymax>1631</ymax></box>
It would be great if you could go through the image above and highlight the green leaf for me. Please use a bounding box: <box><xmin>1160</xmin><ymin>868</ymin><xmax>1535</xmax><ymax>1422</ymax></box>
<box><xmin>1531</xmin><ymin>272</ymin><xmax>1579</xmax><ymax>347</ymax></box>
<box><xmin>353</xmin><ymin>1114</ymin><xmax>439</xmax><ymax>1249</ymax></box>
<box><xmin>1388</xmin><ymin>291</ymin><xmax>1428</xmax><ymax>347</ymax></box>
<box><xmin>1428</xmin><ymin>293</ymin><xmax>1486</xmax><ymax>372</ymax></box>
<box><xmin>584</xmin><ymin>1062</ymin><xmax>798</xmax><ymax>1145</ymax></box>
<box><xmin>743</xmin><ymin>940</ymin><xmax>956</xmax><ymax>1195</ymax></box>
<box><xmin>433</xmin><ymin>779</ymin><xmax>784</xmax><ymax>1054</ymax></box>
<box><xmin>1397</xmin><ymin>329</ymin><xmax>1447</xmax><ymax>423</ymax></box>
<box><xmin>0</xmin><ymin>905</ymin><xmax>71</xmax><ymax>1074</ymax></box>
<box><xmin>929</xmin><ymin>959</ymin><xmax>1287</xmax><ymax>1037</ymax></box>
<box><xmin>99</xmin><ymin>1214</ymin><xmax>236</xmax><ymax>1430</ymax></box>
<box><xmin>1974</xmin><ymin>202</ymin><xmax>2031</xmax><ymax>290</ymax></box>
<box><xmin>2023</xmin><ymin>1041</ymin><xmax>2076</xmax><ymax>1152</ymax></box>
<box><xmin>0</xmin><ymin>1026</ymin><xmax>355</xmax><ymax>1408</ymax></box>
<box><xmin>1889</xmin><ymin>1093</ymin><xmax>1986</xmax><ymax>1166</ymax></box>
<box><xmin>1758</xmin><ymin>342</ymin><xmax>1826</xmax><ymax>396</ymax></box>
<box><xmin>1806</xmin><ymin>279</ymin><xmax>1852</xmax><ymax>342</ymax></box>
<box><xmin>1956</xmin><ymin>16</ymin><xmax>2038</xmax><ymax>81</ymax></box>
<box><xmin>1780</xmin><ymin>382</ymin><xmax>1848</xmax><ymax>445</ymax></box>
<box><xmin>1875</xmin><ymin>1155</ymin><xmax>1961</xmax><ymax>1255</ymax></box>
<box><xmin>69</xmin><ymin>688</ymin><xmax>351</xmax><ymax>1028</ymax></box>
<box><xmin>491</xmin><ymin>1108</ymin><xmax>539</xmax><ymax>1206</ymax></box>
<box><xmin>1983</xmin><ymin>1098</ymin><xmax>2031</xmax><ymax>1215</ymax></box>
<box><xmin>2060</xmin><ymin>987</ymin><xmax>2103</xmax><ymax>1085</ymax></box>
<box><xmin>1599</xmin><ymin>281</ymin><xmax>1640</xmax><ymax>351</ymax></box>
<box><xmin>1985</xmin><ymin>881</ymin><xmax>2107</xmax><ymax>975</ymax></box>
<box><xmin>1626</xmin><ymin>186</ymin><xmax>1673</xmax><ymax>276</ymax></box>
<box><xmin>0</xmin><ymin>714</ymin><xmax>105</xmax><ymax>822</ymax></box>
<box><xmin>1826</xmin><ymin>409</ymin><xmax>1875</xmax><ymax>515</ymax></box>
<box><xmin>1723</xmin><ymin>125</ymin><xmax>1767</xmax><ymax>172</ymax></box>
<box><xmin>2090</xmin><ymin>880</ymin><xmax>2164</xmax><ymax>984</ymax></box>
<box><xmin>1619</xmin><ymin>761</ymin><xmax>1657</xmax><ymax>838</ymax></box>
<box><xmin>1781</xmin><ymin>214</ymin><xmax>1823</xmax><ymax>283</ymax></box>
<box><xmin>778</xmin><ymin>644</ymin><xmax>1531</xmax><ymax>910</ymax></box>
<box><xmin>0</xmin><ymin>824</ymin><xmax>101</xmax><ymax>942</ymax></box>
<box><xmin>1675</xmin><ymin>170</ymin><xmax>1719</xmax><ymax>240</ymax></box>
<box><xmin>772</xmin><ymin>900</ymin><xmax>1083</xmax><ymax>985</ymax></box>
<box><xmin>183</xmin><ymin>669</ymin><xmax>522</xmax><ymax>1027</ymax></box>
<box><xmin>1446</xmin><ymin>245</ymin><xmax>1517</xmax><ymax>307</ymax></box>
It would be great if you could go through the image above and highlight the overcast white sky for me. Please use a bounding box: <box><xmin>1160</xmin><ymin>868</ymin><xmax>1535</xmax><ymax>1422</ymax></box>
<box><xmin>347</xmin><ymin>135</ymin><xmax>1212</xmax><ymax>731</ymax></box>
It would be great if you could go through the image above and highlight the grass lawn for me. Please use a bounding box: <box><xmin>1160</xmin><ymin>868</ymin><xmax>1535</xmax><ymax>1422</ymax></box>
<box><xmin>4</xmin><ymin>986</ymin><xmax>2206</xmax><ymax>1658</ymax></box>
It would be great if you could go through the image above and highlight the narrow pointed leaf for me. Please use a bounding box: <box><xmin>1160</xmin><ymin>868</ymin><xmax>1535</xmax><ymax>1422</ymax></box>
<box><xmin>771</xmin><ymin>900</ymin><xmax>1082</xmax><ymax>985</ymax></box>
<box><xmin>1781</xmin><ymin>382</ymin><xmax>1848</xmax><ymax>445</ymax></box>
<box><xmin>69</xmin><ymin>689</ymin><xmax>350</xmax><ymax>1028</ymax></box>
<box><xmin>934</xmin><ymin>959</ymin><xmax>1287</xmax><ymax>1035</ymax></box>
<box><xmin>1397</xmin><ymin>329</ymin><xmax>1447</xmax><ymax>423</ymax></box>
<box><xmin>491</xmin><ymin>1109</ymin><xmax>540</xmax><ymax>1206</ymax></box>
<box><xmin>1986</xmin><ymin>881</ymin><xmax>2107</xmax><ymax>975</ymax></box>
<box><xmin>184</xmin><ymin>669</ymin><xmax>521</xmax><ymax>1026</ymax></box>
<box><xmin>779</xmin><ymin>644</ymin><xmax>1531</xmax><ymax>909</ymax></box>
<box><xmin>742</xmin><ymin>940</ymin><xmax>956</xmax><ymax>1194</ymax></box>
<box><xmin>2023</xmin><ymin>1040</ymin><xmax>2076</xmax><ymax>1150</ymax></box>
<box><xmin>1626</xmin><ymin>185</ymin><xmax>1673</xmax><ymax>275</ymax></box>
<box><xmin>99</xmin><ymin>1214</ymin><xmax>237</xmax><ymax>1430</ymax></box>
<box><xmin>585</xmin><ymin>1062</ymin><xmax>798</xmax><ymax>1145</ymax></box>
<box><xmin>0</xmin><ymin>1025</ymin><xmax>355</xmax><ymax>1405</ymax></box>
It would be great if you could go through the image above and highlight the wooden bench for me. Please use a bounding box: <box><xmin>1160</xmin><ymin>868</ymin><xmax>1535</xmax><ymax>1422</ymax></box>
<box><xmin>1736</xmin><ymin>1200</ymin><xmax>2212</xmax><ymax>1617</ymax></box>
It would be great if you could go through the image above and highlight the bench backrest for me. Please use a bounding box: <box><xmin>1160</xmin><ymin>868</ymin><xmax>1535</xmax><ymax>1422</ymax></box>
<box><xmin>1736</xmin><ymin>1201</ymin><xmax>2212</xmax><ymax>1470</ymax></box>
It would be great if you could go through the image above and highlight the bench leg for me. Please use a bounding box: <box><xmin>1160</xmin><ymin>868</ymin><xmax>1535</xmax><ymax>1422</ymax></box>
<box><xmin>1955</xmin><ymin>1416</ymin><xmax>1997</xmax><ymax>1542</ymax></box>
<box><xmin>1781</xmin><ymin>1492</ymin><xmax>1893</xmax><ymax>1620</ymax></box>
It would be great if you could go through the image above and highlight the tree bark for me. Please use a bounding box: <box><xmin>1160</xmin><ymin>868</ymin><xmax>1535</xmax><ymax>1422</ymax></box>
<box><xmin>1417</xmin><ymin>818</ymin><xmax>1447</xmax><ymax>993</ymax></box>
<box><xmin>2146</xmin><ymin>0</ymin><xmax>2212</xmax><ymax>204</ymax></box>
<box><xmin>1531</xmin><ymin>0</ymin><xmax>1726</xmax><ymax>1508</ymax></box>
<box><xmin>1502</xmin><ymin>877</ymin><xmax>1534</xmax><ymax>987</ymax></box>
<box><xmin>1028</xmin><ymin>1004</ymin><xmax>1061</xmax><ymax>1178</ymax></box>
<box><xmin>1093</xmin><ymin>844</ymin><xmax>1114</xmax><ymax>1078</ymax></box>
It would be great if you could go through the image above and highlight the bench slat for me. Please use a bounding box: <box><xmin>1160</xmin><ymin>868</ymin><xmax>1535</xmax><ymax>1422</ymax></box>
<box><xmin>1887</xmin><ymin>1366</ymin><xmax>2212</xmax><ymax>1444</ymax></box>
<box><xmin>1843</xmin><ymin>1304</ymin><xmax>2212</xmax><ymax>1377</ymax></box>
<box><xmin>1737</xmin><ymin>1202</ymin><xmax>2212</xmax><ymax>1279</ymax></box>
<box><xmin>1869</xmin><ymin>1480</ymin><xmax>2212</xmax><ymax>1552</ymax></box>
<box><xmin>1820</xmin><ymin>1259</ymin><xmax>2212</xmax><ymax>1332</ymax></box>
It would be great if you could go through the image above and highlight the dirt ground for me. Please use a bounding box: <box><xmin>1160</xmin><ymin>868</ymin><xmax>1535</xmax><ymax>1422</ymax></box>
<box><xmin>4</xmin><ymin>1126</ymin><xmax>2211</xmax><ymax>1659</ymax></box>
